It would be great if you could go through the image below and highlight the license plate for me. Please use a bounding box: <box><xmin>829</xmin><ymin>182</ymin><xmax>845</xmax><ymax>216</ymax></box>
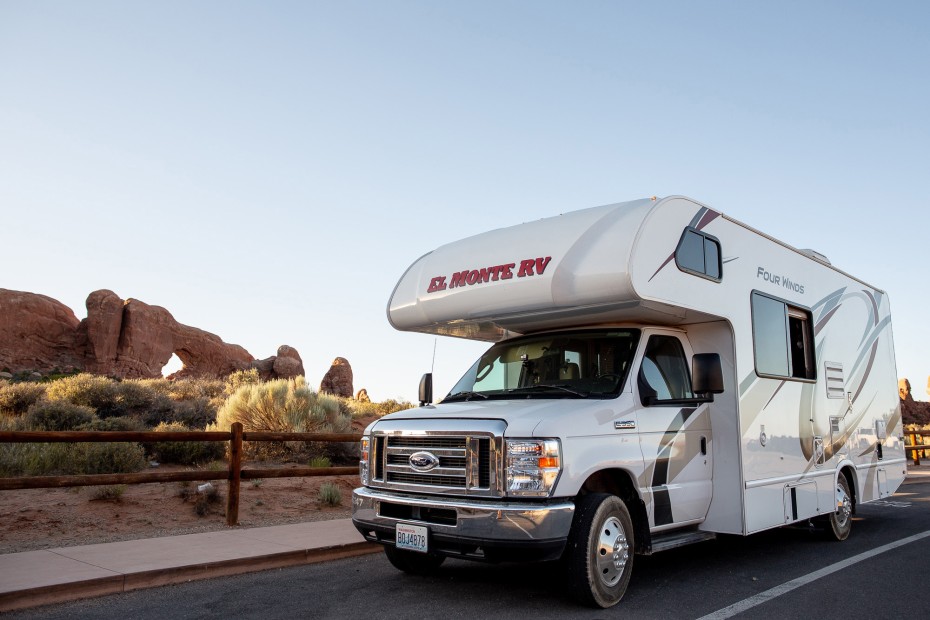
<box><xmin>396</xmin><ymin>523</ymin><xmax>428</xmax><ymax>553</ymax></box>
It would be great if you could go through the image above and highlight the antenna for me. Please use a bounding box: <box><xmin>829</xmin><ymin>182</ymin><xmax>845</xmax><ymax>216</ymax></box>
<box><xmin>431</xmin><ymin>338</ymin><xmax>437</xmax><ymax>374</ymax></box>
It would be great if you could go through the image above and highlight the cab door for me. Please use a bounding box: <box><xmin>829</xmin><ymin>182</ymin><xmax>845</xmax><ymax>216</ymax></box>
<box><xmin>634</xmin><ymin>330</ymin><xmax>713</xmax><ymax>528</ymax></box>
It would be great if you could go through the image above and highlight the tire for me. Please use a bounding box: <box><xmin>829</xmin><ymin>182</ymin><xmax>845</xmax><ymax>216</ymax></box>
<box><xmin>822</xmin><ymin>474</ymin><xmax>853</xmax><ymax>541</ymax></box>
<box><xmin>383</xmin><ymin>546</ymin><xmax>445</xmax><ymax>575</ymax></box>
<box><xmin>563</xmin><ymin>493</ymin><xmax>635</xmax><ymax>608</ymax></box>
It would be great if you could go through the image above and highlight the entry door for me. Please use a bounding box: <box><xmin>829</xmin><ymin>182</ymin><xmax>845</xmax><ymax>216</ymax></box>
<box><xmin>635</xmin><ymin>333</ymin><xmax>713</xmax><ymax>527</ymax></box>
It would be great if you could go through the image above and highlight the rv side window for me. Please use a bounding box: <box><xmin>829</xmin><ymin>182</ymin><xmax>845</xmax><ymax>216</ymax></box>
<box><xmin>751</xmin><ymin>291</ymin><xmax>815</xmax><ymax>381</ymax></box>
<box><xmin>675</xmin><ymin>228</ymin><xmax>722</xmax><ymax>281</ymax></box>
<box><xmin>638</xmin><ymin>335</ymin><xmax>695</xmax><ymax>406</ymax></box>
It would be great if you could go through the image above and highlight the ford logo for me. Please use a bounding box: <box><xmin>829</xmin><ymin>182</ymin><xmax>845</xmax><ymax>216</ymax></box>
<box><xmin>408</xmin><ymin>451</ymin><xmax>440</xmax><ymax>472</ymax></box>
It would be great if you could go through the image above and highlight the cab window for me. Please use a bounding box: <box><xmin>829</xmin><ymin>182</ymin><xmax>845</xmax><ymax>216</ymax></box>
<box><xmin>638</xmin><ymin>335</ymin><xmax>694</xmax><ymax>406</ymax></box>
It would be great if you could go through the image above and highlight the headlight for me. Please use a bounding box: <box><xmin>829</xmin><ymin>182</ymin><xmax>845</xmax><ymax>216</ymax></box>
<box><xmin>359</xmin><ymin>436</ymin><xmax>370</xmax><ymax>485</ymax></box>
<box><xmin>505</xmin><ymin>439</ymin><xmax>561</xmax><ymax>497</ymax></box>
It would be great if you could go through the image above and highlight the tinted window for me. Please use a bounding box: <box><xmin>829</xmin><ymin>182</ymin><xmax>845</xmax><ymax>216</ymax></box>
<box><xmin>677</xmin><ymin>231</ymin><xmax>705</xmax><ymax>273</ymax></box>
<box><xmin>704</xmin><ymin>237</ymin><xmax>720</xmax><ymax>278</ymax></box>
<box><xmin>751</xmin><ymin>292</ymin><xmax>815</xmax><ymax>380</ymax></box>
<box><xmin>676</xmin><ymin>228</ymin><xmax>722</xmax><ymax>281</ymax></box>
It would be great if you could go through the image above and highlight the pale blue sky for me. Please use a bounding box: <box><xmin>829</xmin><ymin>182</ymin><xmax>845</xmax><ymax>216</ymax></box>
<box><xmin>1</xmin><ymin>1</ymin><xmax>927</xmax><ymax>401</ymax></box>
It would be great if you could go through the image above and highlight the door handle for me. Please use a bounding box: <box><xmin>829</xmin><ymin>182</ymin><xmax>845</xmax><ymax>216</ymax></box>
<box><xmin>700</xmin><ymin>436</ymin><xmax>707</xmax><ymax>455</ymax></box>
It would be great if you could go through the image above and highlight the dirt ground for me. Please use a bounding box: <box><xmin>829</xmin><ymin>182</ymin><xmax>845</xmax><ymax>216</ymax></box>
<box><xmin>0</xmin><ymin>414</ymin><xmax>382</xmax><ymax>554</ymax></box>
<box><xmin>0</xmin><ymin>466</ymin><xmax>359</xmax><ymax>554</ymax></box>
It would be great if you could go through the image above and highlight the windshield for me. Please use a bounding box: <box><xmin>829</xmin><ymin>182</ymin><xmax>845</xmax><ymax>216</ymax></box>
<box><xmin>444</xmin><ymin>329</ymin><xmax>641</xmax><ymax>401</ymax></box>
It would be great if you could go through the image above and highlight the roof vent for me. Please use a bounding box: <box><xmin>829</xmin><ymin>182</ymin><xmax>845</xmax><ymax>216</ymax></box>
<box><xmin>799</xmin><ymin>249</ymin><xmax>831</xmax><ymax>265</ymax></box>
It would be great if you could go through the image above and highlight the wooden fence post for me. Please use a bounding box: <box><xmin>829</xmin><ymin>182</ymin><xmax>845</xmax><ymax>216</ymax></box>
<box><xmin>227</xmin><ymin>422</ymin><xmax>243</xmax><ymax>526</ymax></box>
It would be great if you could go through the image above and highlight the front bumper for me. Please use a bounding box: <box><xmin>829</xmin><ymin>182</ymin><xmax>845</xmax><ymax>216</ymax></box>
<box><xmin>352</xmin><ymin>487</ymin><xmax>575</xmax><ymax>562</ymax></box>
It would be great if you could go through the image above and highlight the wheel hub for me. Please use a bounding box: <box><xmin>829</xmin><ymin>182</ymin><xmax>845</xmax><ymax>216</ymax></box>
<box><xmin>835</xmin><ymin>483</ymin><xmax>852</xmax><ymax>526</ymax></box>
<box><xmin>596</xmin><ymin>516</ymin><xmax>629</xmax><ymax>587</ymax></box>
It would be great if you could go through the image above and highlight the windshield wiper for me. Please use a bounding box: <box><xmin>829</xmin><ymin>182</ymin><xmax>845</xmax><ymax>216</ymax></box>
<box><xmin>507</xmin><ymin>384</ymin><xmax>589</xmax><ymax>398</ymax></box>
<box><xmin>443</xmin><ymin>390</ymin><xmax>490</xmax><ymax>402</ymax></box>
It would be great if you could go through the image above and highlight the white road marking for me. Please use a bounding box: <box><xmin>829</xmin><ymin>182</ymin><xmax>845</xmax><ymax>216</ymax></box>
<box><xmin>696</xmin><ymin>530</ymin><xmax>930</xmax><ymax>620</ymax></box>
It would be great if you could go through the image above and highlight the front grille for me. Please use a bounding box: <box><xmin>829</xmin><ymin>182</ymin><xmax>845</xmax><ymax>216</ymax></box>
<box><xmin>368</xmin><ymin>421</ymin><xmax>503</xmax><ymax>497</ymax></box>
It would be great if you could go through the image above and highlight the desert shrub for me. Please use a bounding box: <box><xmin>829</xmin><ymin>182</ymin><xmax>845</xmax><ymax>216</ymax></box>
<box><xmin>0</xmin><ymin>441</ymin><xmax>146</xmax><ymax>477</ymax></box>
<box><xmin>224</xmin><ymin>368</ymin><xmax>261</xmax><ymax>396</ymax></box>
<box><xmin>214</xmin><ymin>377</ymin><xmax>351</xmax><ymax>434</ymax></box>
<box><xmin>24</xmin><ymin>401</ymin><xmax>96</xmax><ymax>431</ymax></box>
<box><xmin>45</xmin><ymin>374</ymin><xmax>118</xmax><ymax>415</ymax></box>
<box><xmin>114</xmin><ymin>380</ymin><xmax>172</xmax><ymax>414</ymax></box>
<box><xmin>211</xmin><ymin>377</ymin><xmax>350</xmax><ymax>459</ymax></box>
<box><xmin>171</xmin><ymin>398</ymin><xmax>218</xmax><ymax>428</ymax></box>
<box><xmin>318</xmin><ymin>482</ymin><xmax>342</xmax><ymax>507</ymax></box>
<box><xmin>138</xmin><ymin>397</ymin><xmax>218</xmax><ymax>429</ymax></box>
<box><xmin>342</xmin><ymin>397</ymin><xmax>414</xmax><ymax>418</ymax></box>
<box><xmin>90</xmin><ymin>485</ymin><xmax>127</xmax><ymax>501</ymax></box>
<box><xmin>179</xmin><ymin>482</ymin><xmax>222</xmax><ymax>516</ymax></box>
<box><xmin>141</xmin><ymin>377</ymin><xmax>225</xmax><ymax>402</ymax></box>
<box><xmin>79</xmin><ymin>416</ymin><xmax>148</xmax><ymax>432</ymax></box>
<box><xmin>0</xmin><ymin>382</ymin><xmax>47</xmax><ymax>415</ymax></box>
<box><xmin>151</xmin><ymin>422</ymin><xmax>225</xmax><ymax>465</ymax></box>
<box><xmin>309</xmin><ymin>456</ymin><xmax>331</xmax><ymax>468</ymax></box>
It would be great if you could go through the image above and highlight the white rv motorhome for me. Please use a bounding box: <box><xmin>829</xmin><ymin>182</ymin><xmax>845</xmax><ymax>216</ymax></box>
<box><xmin>352</xmin><ymin>196</ymin><xmax>904</xmax><ymax>608</ymax></box>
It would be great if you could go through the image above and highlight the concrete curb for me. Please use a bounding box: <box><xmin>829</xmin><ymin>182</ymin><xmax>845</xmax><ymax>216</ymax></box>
<box><xmin>0</xmin><ymin>541</ymin><xmax>379</xmax><ymax>613</ymax></box>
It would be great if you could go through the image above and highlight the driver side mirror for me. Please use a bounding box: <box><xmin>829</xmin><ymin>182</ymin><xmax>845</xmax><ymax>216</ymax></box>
<box><xmin>692</xmin><ymin>353</ymin><xmax>724</xmax><ymax>398</ymax></box>
<box><xmin>418</xmin><ymin>373</ymin><xmax>433</xmax><ymax>407</ymax></box>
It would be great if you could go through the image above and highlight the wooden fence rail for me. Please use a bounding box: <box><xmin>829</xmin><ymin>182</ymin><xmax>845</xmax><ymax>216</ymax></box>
<box><xmin>905</xmin><ymin>431</ymin><xmax>930</xmax><ymax>466</ymax></box>
<box><xmin>0</xmin><ymin>423</ymin><xmax>362</xmax><ymax>525</ymax></box>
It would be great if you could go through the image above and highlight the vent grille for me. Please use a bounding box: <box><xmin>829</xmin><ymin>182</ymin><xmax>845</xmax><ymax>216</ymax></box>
<box><xmin>825</xmin><ymin>362</ymin><xmax>845</xmax><ymax>399</ymax></box>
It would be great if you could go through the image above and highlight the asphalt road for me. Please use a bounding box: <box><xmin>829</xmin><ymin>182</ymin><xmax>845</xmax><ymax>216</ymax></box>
<box><xmin>12</xmin><ymin>480</ymin><xmax>930</xmax><ymax>619</ymax></box>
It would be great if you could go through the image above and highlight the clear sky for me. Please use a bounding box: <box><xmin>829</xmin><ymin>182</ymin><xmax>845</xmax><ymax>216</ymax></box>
<box><xmin>1</xmin><ymin>1</ymin><xmax>927</xmax><ymax>402</ymax></box>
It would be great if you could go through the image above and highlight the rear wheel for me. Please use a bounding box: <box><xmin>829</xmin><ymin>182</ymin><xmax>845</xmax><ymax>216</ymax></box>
<box><xmin>383</xmin><ymin>546</ymin><xmax>445</xmax><ymax>575</ymax></box>
<box><xmin>563</xmin><ymin>493</ymin><xmax>635</xmax><ymax>608</ymax></box>
<box><xmin>822</xmin><ymin>474</ymin><xmax>853</xmax><ymax>541</ymax></box>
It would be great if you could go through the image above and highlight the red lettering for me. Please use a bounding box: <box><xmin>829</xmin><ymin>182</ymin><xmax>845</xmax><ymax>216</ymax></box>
<box><xmin>450</xmin><ymin>271</ymin><xmax>468</xmax><ymax>288</ymax></box>
<box><xmin>501</xmin><ymin>263</ymin><xmax>515</xmax><ymax>279</ymax></box>
<box><xmin>426</xmin><ymin>276</ymin><xmax>447</xmax><ymax>293</ymax></box>
<box><xmin>477</xmin><ymin>268</ymin><xmax>491</xmax><ymax>284</ymax></box>
<box><xmin>489</xmin><ymin>265</ymin><xmax>503</xmax><ymax>281</ymax></box>
<box><xmin>517</xmin><ymin>259</ymin><xmax>536</xmax><ymax>277</ymax></box>
<box><xmin>535</xmin><ymin>256</ymin><xmax>551</xmax><ymax>275</ymax></box>
<box><xmin>466</xmin><ymin>270</ymin><xmax>480</xmax><ymax>285</ymax></box>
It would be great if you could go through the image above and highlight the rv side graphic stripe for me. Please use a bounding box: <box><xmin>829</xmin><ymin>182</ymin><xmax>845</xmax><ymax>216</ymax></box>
<box><xmin>814</xmin><ymin>304</ymin><xmax>842</xmax><ymax>335</ymax></box>
<box><xmin>762</xmin><ymin>380</ymin><xmax>787</xmax><ymax>411</ymax></box>
<box><xmin>697</xmin><ymin>530</ymin><xmax>930</xmax><ymax>620</ymax></box>
<box><xmin>648</xmin><ymin>207</ymin><xmax>718</xmax><ymax>282</ymax></box>
<box><xmin>650</xmin><ymin>408</ymin><xmax>697</xmax><ymax>526</ymax></box>
<box><xmin>852</xmin><ymin>341</ymin><xmax>880</xmax><ymax>403</ymax></box>
<box><xmin>694</xmin><ymin>209</ymin><xmax>720</xmax><ymax>231</ymax></box>
<box><xmin>811</xmin><ymin>286</ymin><xmax>846</xmax><ymax>313</ymax></box>
<box><xmin>688</xmin><ymin>208</ymin><xmax>708</xmax><ymax>228</ymax></box>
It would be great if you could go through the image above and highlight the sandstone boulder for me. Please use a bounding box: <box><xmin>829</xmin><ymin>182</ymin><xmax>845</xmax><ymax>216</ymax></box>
<box><xmin>900</xmin><ymin>378</ymin><xmax>913</xmax><ymax>402</ymax></box>
<box><xmin>0</xmin><ymin>289</ymin><xmax>82</xmax><ymax>372</ymax></box>
<box><xmin>356</xmin><ymin>388</ymin><xmax>370</xmax><ymax>403</ymax></box>
<box><xmin>320</xmin><ymin>357</ymin><xmax>353</xmax><ymax>398</ymax></box>
<box><xmin>272</xmin><ymin>345</ymin><xmax>305</xmax><ymax>379</ymax></box>
<box><xmin>250</xmin><ymin>356</ymin><xmax>277</xmax><ymax>380</ymax></box>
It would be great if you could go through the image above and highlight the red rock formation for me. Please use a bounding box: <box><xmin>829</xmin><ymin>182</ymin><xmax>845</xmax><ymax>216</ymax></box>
<box><xmin>0</xmin><ymin>289</ymin><xmax>82</xmax><ymax>372</ymax></box>
<box><xmin>0</xmin><ymin>288</ymin><xmax>299</xmax><ymax>381</ymax></box>
<box><xmin>320</xmin><ymin>357</ymin><xmax>353</xmax><ymax>398</ymax></box>
<box><xmin>80</xmin><ymin>289</ymin><xmax>124</xmax><ymax>373</ymax></box>
<box><xmin>272</xmin><ymin>345</ymin><xmax>305</xmax><ymax>379</ymax></box>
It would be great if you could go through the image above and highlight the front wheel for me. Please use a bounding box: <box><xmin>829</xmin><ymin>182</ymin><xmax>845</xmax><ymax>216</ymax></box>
<box><xmin>383</xmin><ymin>546</ymin><xmax>445</xmax><ymax>575</ymax></box>
<box><xmin>821</xmin><ymin>474</ymin><xmax>853</xmax><ymax>541</ymax></box>
<box><xmin>563</xmin><ymin>493</ymin><xmax>635</xmax><ymax>608</ymax></box>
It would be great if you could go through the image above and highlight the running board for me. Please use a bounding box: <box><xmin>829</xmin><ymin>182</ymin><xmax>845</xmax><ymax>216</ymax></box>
<box><xmin>645</xmin><ymin>530</ymin><xmax>716</xmax><ymax>555</ymax></box>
